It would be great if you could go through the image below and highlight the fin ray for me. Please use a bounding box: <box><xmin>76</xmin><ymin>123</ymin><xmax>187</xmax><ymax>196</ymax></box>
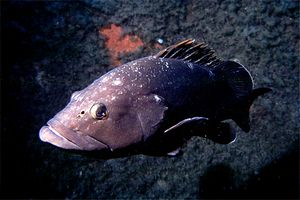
<box><xmin>155</xmin><ymin>39</ymin><xmax>221</xmax><ymax>67</ymax></box>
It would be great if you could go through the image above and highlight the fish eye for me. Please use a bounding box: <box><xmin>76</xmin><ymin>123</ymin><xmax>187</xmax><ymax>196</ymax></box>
<box><xmin>90</xmin><ymin>103</ymin><xmax>108</xmax><ymax>120</ymax></box>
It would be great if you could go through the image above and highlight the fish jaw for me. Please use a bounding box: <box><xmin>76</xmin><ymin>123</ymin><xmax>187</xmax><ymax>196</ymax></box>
<box><xmin>39</xmin><ymin>126</ymin><xmax>82</xmax><ymax>150</ymax></box>
<box><xmin>39</xmin><ymin>119</ymin><xmax>109</xmax><ymax>151</ymax></box>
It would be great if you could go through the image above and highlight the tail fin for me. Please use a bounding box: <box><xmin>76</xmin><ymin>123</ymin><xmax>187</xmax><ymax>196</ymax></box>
<box><xmin>248</xmin><ymin>88</ymin><xmax>272</xmax><ymax>104</ymax></box>
<box><xmin>213</xmin><ymin>60</ymin><xmax>254</xmax><ymax>99</ymax></box>
<box><xmin>213</xmin><ymin>61</ymin><xmax>272</xmax><ymax>132</ymax></box>
<box><xmin>232</xmin><ymin>87</ymin><xmax>272</xmax><ymax>132</ymax></box>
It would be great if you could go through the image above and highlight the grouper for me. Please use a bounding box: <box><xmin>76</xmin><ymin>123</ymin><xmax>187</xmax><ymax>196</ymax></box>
<box><xmin>39</xmin><ymin>39</ymin><xmax>271</xmax><ymax>156</ymax></box>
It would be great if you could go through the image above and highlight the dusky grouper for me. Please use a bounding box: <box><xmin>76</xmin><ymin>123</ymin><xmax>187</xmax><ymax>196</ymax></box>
<box><xmin>39</xmin><ymin>39</ymin><xmax>271</xmax><ymax>156</ymax></box>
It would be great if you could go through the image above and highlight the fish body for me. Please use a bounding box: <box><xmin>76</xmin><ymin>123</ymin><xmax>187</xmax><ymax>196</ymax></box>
<box><xmin>39</xmin><ymin>39</ymin><xmax>271</xmax><ymax>155</ymax></box>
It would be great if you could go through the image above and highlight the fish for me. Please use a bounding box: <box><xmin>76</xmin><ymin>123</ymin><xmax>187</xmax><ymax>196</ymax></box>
<box><xmin>39</xmin><ymin>39</ymin><xmax>271</xmax><ymax>156</ymax></box>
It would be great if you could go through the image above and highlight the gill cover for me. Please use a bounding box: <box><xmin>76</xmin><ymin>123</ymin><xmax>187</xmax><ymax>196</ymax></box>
<box><xmin>134</xmin><ymin>94</ymin><xmax>168</xmax><ymax>140</ymax></box>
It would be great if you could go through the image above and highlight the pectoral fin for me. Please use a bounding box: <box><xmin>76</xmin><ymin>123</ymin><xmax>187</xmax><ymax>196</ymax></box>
<box><xmin>164</xmin><ymin>117</ymin><xmax>236</xmax><ymax>144</ymax></box>
<box><xmin>164</xmin><ymin>117</ymin><xmax>209</xmax><ymax>134</ymax></box>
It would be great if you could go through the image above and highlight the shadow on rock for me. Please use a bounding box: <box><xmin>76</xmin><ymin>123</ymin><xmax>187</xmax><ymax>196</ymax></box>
<box><xmin>234</xmin><ymin>145</ymin><xmax>299</xmax><ymax>199</ymax></box>
<box><xmin>198</xmin><ymin>144</ymin><xmax>299</xmax><ymax>199</ymax></box>
<box><xmin>199</xmin><ymin>163</ymin><xmax>235</xmax><ymax>199</ymax></box>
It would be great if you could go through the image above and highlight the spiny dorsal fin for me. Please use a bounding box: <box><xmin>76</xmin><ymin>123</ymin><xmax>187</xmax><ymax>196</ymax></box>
<box><xmin>155</xmin><ymin>39</ymin><xmax>222</xmax><ymax>67</ymax></box>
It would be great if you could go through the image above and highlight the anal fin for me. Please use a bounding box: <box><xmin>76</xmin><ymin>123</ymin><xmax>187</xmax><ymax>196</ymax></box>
<box><xmin>167</xmin><ymin>148</ymin><xmax>182</xmax><ymax>156</ymax></box>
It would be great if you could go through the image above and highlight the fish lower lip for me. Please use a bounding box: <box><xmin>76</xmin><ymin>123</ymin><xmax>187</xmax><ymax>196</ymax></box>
<box><xmin>39</xmin><ymin>126</ymin><xmax>81</xmax><ymax>150</ymax></box>
<box><xmin>39</xmin><ymin>119</ymin><xmax>109</xmax><ymax>151</ymax></box>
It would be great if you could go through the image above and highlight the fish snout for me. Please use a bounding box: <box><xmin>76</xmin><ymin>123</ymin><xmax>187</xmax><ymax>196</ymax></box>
<box><xmin>39</xmin><ymin>125</ymin><xmax>81</xmax><ymax>150</ymax></box>
<box><xmin>39</xmin><ymin>119</ymin><xmax>109</xmax><ymax>151</ymax></box>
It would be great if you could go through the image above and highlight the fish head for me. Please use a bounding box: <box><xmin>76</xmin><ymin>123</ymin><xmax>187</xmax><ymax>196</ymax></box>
<box><xmin>39</xmin><ymin>75</ymin><xmax>167</xmax><ymax>151</ymax></box>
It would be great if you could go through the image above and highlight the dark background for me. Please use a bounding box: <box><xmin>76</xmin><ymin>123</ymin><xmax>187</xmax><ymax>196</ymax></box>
<box><xmin>1</xmin><ymin>0</ymin><xmax>299</xmax><ymax>199</ymax></box>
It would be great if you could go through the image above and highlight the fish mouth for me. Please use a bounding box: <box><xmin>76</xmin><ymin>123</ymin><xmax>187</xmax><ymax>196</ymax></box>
<box><xmin>39</xmin><ymin>119</ymin><xmax>109</xmax><ymax>151</ymax></box>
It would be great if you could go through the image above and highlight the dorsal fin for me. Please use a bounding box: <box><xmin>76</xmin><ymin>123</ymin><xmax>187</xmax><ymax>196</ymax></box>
<box><xmin>154</xmin><ymin>39</ymin><xmax>222</xmax><ymax>67</ymax></box>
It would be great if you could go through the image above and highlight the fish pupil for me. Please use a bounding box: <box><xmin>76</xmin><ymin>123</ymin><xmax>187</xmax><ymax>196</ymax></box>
<box><xmin>96</xmin><ymin>104</ymin><xmax>107</xmax><ymax>118</ymax></box>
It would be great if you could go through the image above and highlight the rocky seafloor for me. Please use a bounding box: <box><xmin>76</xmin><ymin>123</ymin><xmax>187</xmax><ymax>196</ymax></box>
<box><xmin>1</xmin><ymin>0</ymin><xmax>299</xmax><ymax>199</ymax></box>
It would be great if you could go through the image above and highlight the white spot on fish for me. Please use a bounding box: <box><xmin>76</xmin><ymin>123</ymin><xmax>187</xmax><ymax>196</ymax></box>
<box><xmin>102</xmin><ymin>76</ymin><xmax>109</xmax><ymax>83</ymax></box>
<box><xmin>112</xmin><ymin>78</ymin><xmax>122</xmax><ymax>86</ymax></box>
<box><xmin>165</xmin><ymin>62</ymin><xmax>169</xmax><ymax>68</ymax></box>
<box><xmin>154</xmin><ymin>95</ymin><xmax>161</xmax><ymax>103</ymax></box>
<box><xmin>187</xmin><ymin>63</ymin><xmax>194</xmax><ymax>70</ymax></box>
<box><xmin>131</xmin><ymin>77</ymin><xmax>138</xmax><ymax>82</ymax></box>
<box><xmin>111</xmin><ymin>96</ymin><xmax>116</xmax><ymax>100</ymax></box>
